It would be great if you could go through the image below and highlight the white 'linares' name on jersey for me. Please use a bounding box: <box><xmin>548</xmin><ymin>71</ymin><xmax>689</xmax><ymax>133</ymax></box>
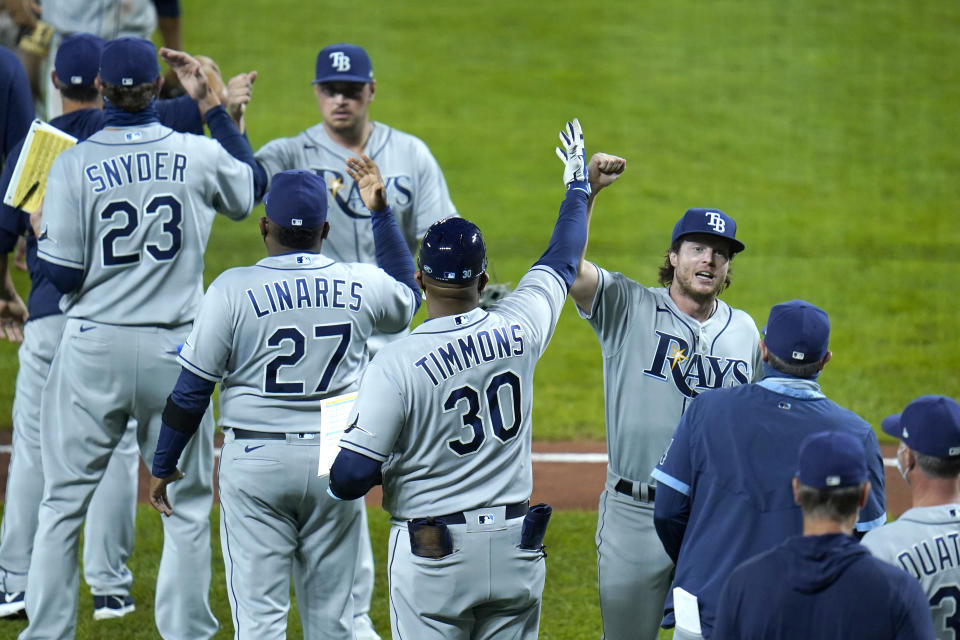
<box><xmin>85</xmin><ymin>151</ymin><xmax>188</xmax><ymax>193</ymax></box>
<box><xmin>896</xmin><ymin>532</ymin><xmax>960</xmax><ymax>580</ymax></box>
<box><xmin>246</xmin><ymin>276</ymin><xmax>362</xmax><ymax>318</ymax></box>
<box><xmin>414</xmin><ymin>324</ymin><xmax>525</xmax><ymax>387</ymax></box>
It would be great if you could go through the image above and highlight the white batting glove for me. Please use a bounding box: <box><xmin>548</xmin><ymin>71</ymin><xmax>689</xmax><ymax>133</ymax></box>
<box><xmin>555</xmin><ymin>118</ymin><xmax>590</xmax><ymax>194</ymax></box>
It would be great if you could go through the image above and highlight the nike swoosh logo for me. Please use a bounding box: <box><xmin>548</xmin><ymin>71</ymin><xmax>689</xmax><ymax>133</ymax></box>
<box><xmin>3</xmin><ymin>592</ymin><xmax>21</xmax><ymax>603</ymax></box>
<box><xmin>244</xmin><ymin>445</ymin><xmax>265</xmax><ymax>453</ymax></box>
<box><xmin>79</xmin><ymin>325</ymin><xmax>96</xmax><ymax>333</ymax></box>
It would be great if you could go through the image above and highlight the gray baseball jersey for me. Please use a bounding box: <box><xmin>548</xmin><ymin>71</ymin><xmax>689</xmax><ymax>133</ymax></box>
<box><xmin>22</xmin><ymin>123</ymin><xmax>253</xmax><ymax>640</ymax></box>
<box><xmin>178</xmin><ymin>252</ymin><xmax>418</xmax><ymax>425</ymax></box>
<box><xmin>580</xmin><ymin>266</ymin><xmax>762</xmax><ymax>483</ymax></box>
<box><xmin>340</xmin><ymin>266</ymin><xmax>565</xmax><ymax>519</ymax></box>
<box><xmin>37</xmin><ymin>123</ymin><xmax>253</xmax><ymax>325</ymax></box>
<box><xmin>580</xmin><ymin>265</ymin><xmax>761</xmax><ymax>640</ymax></box>
<box><xmin>255</xmin><ymin>121</ymin><xmax>455</xmax><ymax>264</ymax></box>
<box><xmin>178</xmin><ymin>251</ymin><xmax>416</xmax><ymax>639</ymax></box>
<box><xmin>862</xmin><ymin>504</ymin><xmax>960</xmax><ymax>640</ymax></box>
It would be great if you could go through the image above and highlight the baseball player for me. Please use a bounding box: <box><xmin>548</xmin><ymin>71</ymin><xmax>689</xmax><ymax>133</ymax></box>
<box><xmin>148</xmin><ymin>163</ymin><xmax>420</xmax><ymax>639</ymax></box>
<box><xmin>862</xmin><ymin>395</ymin><xmax>960</xmax><ymax>640</ymax></box>
<box><xmin>254</xmin><ymin>42</ymin><xmax>456</xmax><ymax>637</ymax></box>
<box><xmin>651</xmin><ymin>300</ymin><xmax>887</xmax><ymax>639</ymax></box>
<box><xmin>570</xmin><ymin>194</ymin><xmax>763</xmax><ymax>636</ymax></box>
<box><xmin>0</xmin><ymin>34</ymin><xmax>248</xmax><ymax>620</ymax></box>
<box><xmin>19</xmin><ymin>39</ymin><xmax>260</xmax><ymax>640</ymax></box>
<box><xmin>712</xmin><ymin>431</ymin><xmax>935</xmax><ymax>640</ymax></box>
<box><xmin>329</xmin><ymin>119</ymin><xmax>612</xmax><ymax>639</ymax></box>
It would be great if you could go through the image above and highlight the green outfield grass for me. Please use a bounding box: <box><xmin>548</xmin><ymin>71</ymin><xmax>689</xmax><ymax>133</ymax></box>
<box><xmin>1</xmin><ymin>0</ymin><xmax>957</xmax><ymax>438</ymax></box>
<box><xmin>0</xmin><ymin>2</ymin><xmax>956</xmax><ymax>636</ymax></box>
<box><xmin>0</xmin><ymin>506</ymin><xmax>632</xmax><ymax>640</ymax></box>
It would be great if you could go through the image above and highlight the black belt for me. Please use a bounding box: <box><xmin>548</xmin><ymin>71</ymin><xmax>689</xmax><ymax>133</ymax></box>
<box><xmin>429</xmin><ymin>501</ymin><xmax>529</xmax><ymax>525</ymax></box>
<box><xmin>232</xmin><ymin>428</ymin><xmax>318</xmax><ymax>440</ymax></box>
<box><xmin>615</xmin><ymin>479</ymin><xmax>656</xmax><ymax>502</ymax></box>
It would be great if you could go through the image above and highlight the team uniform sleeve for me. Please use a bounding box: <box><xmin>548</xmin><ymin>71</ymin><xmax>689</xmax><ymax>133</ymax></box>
<box><xmin>177</xmin><ymin>279</ymin><xmax>235</xmax><ymax>382</ymax></box>
<box><xmin>494</xmin><ymin>266</ymin><xmax>569</xmax><ymax>354</ymax></box>
<box><xmin>208</xmin><ymin>138</ymin><xmax>255</xmax><ymax>221</ymax></box>
<box><xmin>856</xmin><ymin>428</ymin><xmax>887</xmax><ymax>532</ymax></box>
<box><xmin>338</xmin><ymin>360</ymin><xmax>406</xmax><ymax>462</ymax></box>
<box><xmin>577</xmin><ymin>265</ymin><xmax>642</xmax><ymax>355</ymax></box>
<box><xmin>365</xmin><ymin>267</ymin><xmax>419</xmax><ymax>335</ymax></box>
<box><xmin>254</xmin><ymin>136</ymin><xmax>298</xmax><ymax>191</ymax></box>
<box><xmin>37</xmin><ymin>154</ymin><xmax>85</xmax><ymax>270</ymax></box>
<box><xmin>157</xmin><ymin>94</ymin><xmax>203</xmax><ymax>135</ymax></box>
<box><xmin>652</xmin><ymin>410</ymin><xmax>697</xmax><ymax>563</ymax></box>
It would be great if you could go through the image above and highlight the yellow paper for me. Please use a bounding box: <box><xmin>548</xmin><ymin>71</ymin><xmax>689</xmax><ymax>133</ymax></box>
<box><xmin>3</xmin><ymin>120</ymin><xmax>78</xmax><ymax>215</ymax></box>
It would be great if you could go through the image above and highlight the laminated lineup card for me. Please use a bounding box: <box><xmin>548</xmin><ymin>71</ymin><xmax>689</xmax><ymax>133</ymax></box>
<box><xmin>317</xmin><ymin>392</ymin><xmax>358</xmax><ymax>477</ymax></box>
<box><xmin>3</xmin><ymin>119</ymin><xmax>78</xmax><ymax>214</ymax></box>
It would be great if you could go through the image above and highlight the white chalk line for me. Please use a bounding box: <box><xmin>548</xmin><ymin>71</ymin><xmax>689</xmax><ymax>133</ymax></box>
<box><xmin>0</xmin><ymin>444</ymin><xmax>898</xmax><ymax>467</ymax></box>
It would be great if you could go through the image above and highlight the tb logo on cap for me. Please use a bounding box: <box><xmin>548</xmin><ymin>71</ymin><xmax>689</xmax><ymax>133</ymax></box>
<box><xmin>705</xmin><ymin>211</ymin><xmax>726</xmax><ymax>233</ymax></box>
<box><xmin>329</xmin><ymin>51</ymin><xmax>351</xmax><ymax>72</ymax></box>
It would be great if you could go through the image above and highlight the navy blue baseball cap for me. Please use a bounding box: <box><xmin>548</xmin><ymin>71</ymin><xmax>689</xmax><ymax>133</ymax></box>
<box><xmin>882</xmin><ymin>395</ymin><xmax>960</xmax><ymax>459</ymax></box>
<box><xmin>796</xmin><ymin>431</ymin><xmax>868</xmax><ymax>489</ymax></box>
<box><xmin>763</xmin><ymin>300</ymin><xmax>830</xmax><ymax>365</ymax></box>
<box><xmin>671</xmin><ymin>208</ymin><xmax>745</xmax><ymax>253</ymax></box>
<box><xmin>418</xmin><ymin>217</ymin><xmax>487</xmax><ymax>283</ymax></box>
<box><xmin>313</xmin><ymin>43</ymin><xmax>374</xmax><ymax>85</ymax></box>
<box><xmin>264</xmin><ymin>170</ymin><xmax>328</xmax><ymax>229</ymax></box>
<box><xmin>55</xmin><ymin>33</ymin><xmax>104</xmax><ymax>87</ymax></box>
<box><xmin>100</xmin><ymin>37</ymin><xmax>159</xmax><ymax>87</ymax></box>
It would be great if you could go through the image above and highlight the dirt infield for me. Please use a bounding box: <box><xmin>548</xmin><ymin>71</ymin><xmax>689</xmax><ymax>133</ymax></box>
<box><xmin>0</xmin><ymin>435</ymin><xmax>911</xmax><ymax>517</ymax></box>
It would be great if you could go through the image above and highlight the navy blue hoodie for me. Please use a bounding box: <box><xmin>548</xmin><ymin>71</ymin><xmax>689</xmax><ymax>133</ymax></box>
<box><xmin>712</xmin><ymin>534</ymin><xmax>935</xmax><ymax>639</ymax></box>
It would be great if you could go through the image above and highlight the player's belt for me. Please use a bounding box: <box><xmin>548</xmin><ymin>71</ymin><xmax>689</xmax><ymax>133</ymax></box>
<box><xmin>429</xmin><ymin>501</ymin><xmax>529</xmax><ymax>525</ymax></box>
<box><xmin>232</xmin><ymin>428</ymin><xmax>318</xmax><ymax>440</ymax></box>
<box><xmin>614</xmin><ymin>479</ymin><xmax>656</xmax><ymax>502</ymax></box>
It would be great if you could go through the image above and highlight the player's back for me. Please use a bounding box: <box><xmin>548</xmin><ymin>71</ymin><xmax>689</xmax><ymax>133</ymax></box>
<box><xmin>179</xmin><ymin>253</ymin><xmax>416</xmax><ymax>432</ymax></box>
<box><xmin>372</xmin><ymin>266</ymin><xmax>566</xmax><ymax>520</ymax></box>
<box><xmin>862</xmin><ymin>504</ymin><xmax>960</xmax><ymax>639</ymax></box>
<box><xmin>39</xmin><ymin>123</ymin><xmax>253</xmax><ymax>326</ymax></box>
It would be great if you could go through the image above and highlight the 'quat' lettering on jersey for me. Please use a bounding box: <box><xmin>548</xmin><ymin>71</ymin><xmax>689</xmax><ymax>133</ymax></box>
<box><xmin>896</xmin><ymin>532</ymin><xmax>960</xmax><ymax>580</ymax></box>
<box><xmin>85</xmin><ymin>151</ymin><xmax>187</xmax><ymax>193</ymax></box>
<box><xmin>643</xmin><ymin>330</ymin><xmax>751</xmax><ymax>398</ymax></box>
<box><xmin>246</xmin><ymin>276</ymin><xmax>362</xmax><ymax>318</ymax></box>
<box><xmin>414</xmin><ymin>324</ymin><xmax>525</xmax><ymax>387</ymax></box>
<box><xmin>313</xmin><ymin>169</ymin><xmax>412</xmax><ymax>219</ymax></box>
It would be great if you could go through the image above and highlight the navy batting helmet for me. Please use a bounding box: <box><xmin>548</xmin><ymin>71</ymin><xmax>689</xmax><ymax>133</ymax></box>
<box><xmin>418</xmin><ymin>217</ymin><xmax>487</xmax><ymax>283</ymax></box>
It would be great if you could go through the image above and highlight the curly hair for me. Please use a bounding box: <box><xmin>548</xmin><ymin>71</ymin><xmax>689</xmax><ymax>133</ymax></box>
<box><xmin>101</xmin><ymin>81</ymin><xmax>158</xmax><ymax>113</ymax></box>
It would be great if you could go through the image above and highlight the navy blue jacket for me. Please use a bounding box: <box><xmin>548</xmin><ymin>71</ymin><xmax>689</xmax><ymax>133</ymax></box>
<box><xmin>651</xmin><ymin>378</ymin><xmax>887</xmax><ymax>636</ymax></box>
<box><xmin>713</xmin><ymin>534</ymin><xmax>935</xmax><ymax>640</ymax></box>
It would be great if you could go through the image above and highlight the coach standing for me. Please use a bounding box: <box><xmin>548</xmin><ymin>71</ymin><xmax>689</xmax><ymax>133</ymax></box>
<box><xmin>19</xmin><ymin>39</ymin><xmax>262</xmax><ymax>640</ymax></box>
<box><xmin>652</xmin><ymin>300</ymin><xmax>886</xmax><ymax>639</ymax></box>
<box><xmin>863</xmin><ymin>395</ymin><xmax>960</xmax><ymax>639</ymax></box>
<box><xmin>254</xmin><ymin>42</ymin><xmax>457</xmax><ymax>639</ymax></box>
<box><xmin>712</xmin><ymin>431</ymin><xmax>933</xmax><ymax>640</ymax></box>
<box><xmin>569</xmin><ymin>204</ymin><xmax>762</xmax><ymax>639</ymax></box>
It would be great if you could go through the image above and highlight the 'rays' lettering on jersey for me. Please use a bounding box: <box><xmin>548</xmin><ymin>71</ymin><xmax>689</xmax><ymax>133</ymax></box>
<box><xmin>85</xmin><ymin>152</ymin><xmax>187</xmax><ymax>193</ymax></box>
<box><xmin>245</xmin><ymin>277</ymin><xmax>362</xmax><ymax>317</ymax></box>
<box><xmin>314</xmin><ymin>169</ymin><xmax>412</xmax><ymax>219</ymax></box>
<box><xmin>414</xmin><ymin>324</ymin><xmax>524</xmax><ymax>387</ymax></box>
<box><xmin>643</xmin><ymin>330</ymin><xmax>750</xmax><ymax>398</ymax></box>
<box><xmin>895</xmin><ymin>533</ymin><xmax>960</xmax><ymax>579</ymax></box>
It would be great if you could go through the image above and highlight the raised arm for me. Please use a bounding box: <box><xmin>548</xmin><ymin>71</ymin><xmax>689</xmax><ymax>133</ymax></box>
<box><xmin>160</xmin><ymin>47</ymin><xmax>267</xmax><ymax>200</ymax></box>
<box><xmin>346</xmin><ymin>154</ymin><xmax>420</xmax><ymax>306</ymax></box>
<box><xmin>568</xmin><ymin>153</ymin><xmax>626</xmax><ymax>311</ymax></box>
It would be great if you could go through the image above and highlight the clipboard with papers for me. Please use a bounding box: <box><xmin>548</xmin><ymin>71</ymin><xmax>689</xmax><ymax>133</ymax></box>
<box><xmin>3</xmin><ymin>119</ymin><xmax>78</xmax><ymax>214</ymax></box>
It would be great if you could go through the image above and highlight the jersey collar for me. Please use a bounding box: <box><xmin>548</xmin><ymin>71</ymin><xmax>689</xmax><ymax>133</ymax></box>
<box><xmin>413</xmin><ymin>307</ymin><xmax>487</xmax><ymax>334</ymax></box>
